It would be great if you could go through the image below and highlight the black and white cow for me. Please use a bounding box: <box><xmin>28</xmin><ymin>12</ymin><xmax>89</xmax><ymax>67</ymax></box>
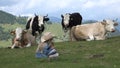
<box><xmin>61</xmin><ymin>12</ymin><xmax>82</xmax><ymax>40</ymax></box>
<box><xmin>26</xmin><ymin>14</ymin><xmax>49</xmax><ymax>37</ymax></box>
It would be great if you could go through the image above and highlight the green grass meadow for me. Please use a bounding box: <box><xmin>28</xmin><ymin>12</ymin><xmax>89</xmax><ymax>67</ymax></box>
<box><xmin>0</xmin><ymin>36</ymin><xmax>120</xmax><ymax>68</ymax></box>
<box><xmin>0</xmin><ymin>23</ymin><xmax>120</xmax><ymax>68</ymax></box>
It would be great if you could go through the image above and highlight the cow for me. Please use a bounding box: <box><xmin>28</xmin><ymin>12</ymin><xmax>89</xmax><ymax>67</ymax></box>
<box><xmin>10</xmin><ymin>27</ymin><xmax>36</xmax><ymax>49</ymax></box>
<box><xmin>61</xmin><ymin>12</ymin><xmax>82</xmax><ymax>40</ymax></box>
<box><xmin>105</xmin><ymin>18</ymin><xmax>119</xmax><ymax>38</ymax></box>
<box><xmin>26</xmin><ymin>14</ymin><xmax>49</xmax><ymax>37</ymax></box>
<box><xmin>70</xmin><ymin>19</ymin><xmax>118</xmax><ymax>41</ymax></box>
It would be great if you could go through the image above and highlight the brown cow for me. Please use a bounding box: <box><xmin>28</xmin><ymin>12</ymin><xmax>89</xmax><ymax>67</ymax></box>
<box><xmin>10</xmin><ymin>27</ymin><xmax>36</xmax><ymax>49</ymax></box>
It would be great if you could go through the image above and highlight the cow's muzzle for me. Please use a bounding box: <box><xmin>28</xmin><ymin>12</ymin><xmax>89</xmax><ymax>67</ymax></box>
<box><xmin>114</xmin><ymin>23</ymin><xmax>118</xmax><ymax>26</ymax></box>
<box><xmin>15</xmin><ymin>38</ymin><xmax>21</xmax><ymax>41</ymax></box>
<box><xmin>111</xmin><ymin>29</ymin><xmax>115</xmax><ymax>32</ymax></box>
<box><xmin>39</xmin><ymin>25</ymin><xmax>44</xmax><ymax>30</ymax></box>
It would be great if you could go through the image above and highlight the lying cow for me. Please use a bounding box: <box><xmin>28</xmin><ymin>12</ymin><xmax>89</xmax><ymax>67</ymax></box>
<box><xmin>71</xmin><ymin>19</ymin><xmax>118</xmax><ymax>41</ymax></box>
<box><xmin>10</xmin><ymin>27</ymin><xmax>36</xmax><ymax>49</ymax></box>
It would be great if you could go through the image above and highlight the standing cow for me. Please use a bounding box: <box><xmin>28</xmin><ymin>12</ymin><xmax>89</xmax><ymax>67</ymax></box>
<box><xmin>61</xmin><ymin>12</ymin><xmax>82</xmax><ymax>40</ymax></box>
<box><xmin>26</xmin><ymin>14</ymin><xmax>49</xmax><ymax>43</ymax></box>
<box><xmin>10</xmin><ymin>27</ymin><xmax>36</xmax><ymax>49</ymax></box>
<box><xmin>71</xmin><ymin>19</ymin><xmax>118</xmax><ymax>41</ymax></box>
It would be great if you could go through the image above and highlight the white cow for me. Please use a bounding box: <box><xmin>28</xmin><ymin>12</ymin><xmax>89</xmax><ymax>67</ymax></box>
<box><xmin>70</xmin><ymin>19</ymin><xmax>118</xmax><ymax>41</ymax></box>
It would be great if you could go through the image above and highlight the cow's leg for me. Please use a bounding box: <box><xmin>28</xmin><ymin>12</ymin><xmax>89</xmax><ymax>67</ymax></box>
<box><xmin>26</xmin><ymin>43</ymin><xmax>31</xmax><ymax>47</ymax></box>
<box><xmin>32</xmin><ymin>30</ymin><xmax>36</xmax><ymax>36</ymax></box>
<box><xmin>70</xmin><ymin>30</ymin><xmax>74</xmax><ymax>41</ymax></box>
<box><xmin>96</xmin><ymin>37</ymin><xmax>105</xmax><ymax>40</ymax></box>
<box><xmin>69</xmin><ymin>28</ymin><xmax>73</xmax><ymax>41</ymax></box>
<box><xmin>63</xmin><ymin>29</ymin><xmax>67</xmax><ymax>37</ymax></box>
<box><xmin>11</xmin><ymin>44</ymin><xmax>16</xmax><ymax>49</ymax></box>
<box><xmin>87</xmin><ymin>35</ymin><xmax>94</xmax><ymax>41</ymax></box>
<box><xmin>63</xmin><ymin>28</ymin><xmax>71</xmax><ymax>41</ymax></box>
<box><xmin>36</xmin><ymin>36</ymin><xmax>41</xmax><ymax>44</ymax></box>
<box><xmin>95</xmin><ymin>32</ymin><xmax>106</xmax><ymax>40</ymax></box>
<box><xmin>70</xmin><ymin>27</ymin><xmax>76</xmax><ymax>41</ymax></box>
<box><xmin>95</xmin><ymin>36</ymin><xmax>105</xmax><ymax>40</ymax></box>
<box><xmin>105</xmin><ymin>32</ymin><xmax>111</xmax><ymax>39</ymax></box>
<box><xmin>36</xmin><ymin>31</ymin><xmax>42</xmax><ymax>44</ymax></box>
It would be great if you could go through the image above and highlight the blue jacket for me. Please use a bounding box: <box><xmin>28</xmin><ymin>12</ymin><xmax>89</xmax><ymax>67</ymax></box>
<box><xmin>36</xmin><ymin>43</ymin><xmax>57</xmax><ymax>58</ymax></box>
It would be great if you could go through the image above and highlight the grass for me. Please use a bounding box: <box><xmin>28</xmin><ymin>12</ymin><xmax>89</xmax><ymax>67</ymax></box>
<box><xmin>0</xmin><ymin>40</ymin><xmax>11</xmax><ymax>48</ymax></box>
<box><xmin>0</xmin><ymin>23</ymin><xmax>120</xmax><ymax>68</ymax></box>
<box><xmin>0</xmin><ymin>36</ymin><xmax>120</xmax><ymax>68</ymax></box>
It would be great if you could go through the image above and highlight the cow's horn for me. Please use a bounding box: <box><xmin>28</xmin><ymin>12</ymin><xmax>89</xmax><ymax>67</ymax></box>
<box><xmin>113</xmin><ymin>18</ymin><xmax>118</xmax><ymax>22</ymax></box>
<box><xmin>103</xmin><ymin>19</ymin><xmax>106</xmax><ymax>22</ymax></box>
<box><xmin>34</xmin><ymin>13</ymin><xmax>37</xmax><ymax>16</ymax></box>
<box><xmin>44</xmin><ymin>14</ymin><xmax>48</xmax><ymax>17</ymax></box>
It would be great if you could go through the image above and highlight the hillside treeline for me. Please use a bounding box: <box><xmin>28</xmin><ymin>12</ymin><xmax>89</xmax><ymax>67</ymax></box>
<box><xmin>0</xmin><ymin>10</ymin><xmax>27</xmax><ymax>24</ymax></box>
<box><xmin>0</xmin><ymin>26</ymin><xmax>10</xmax><ymax>40</ymax></box>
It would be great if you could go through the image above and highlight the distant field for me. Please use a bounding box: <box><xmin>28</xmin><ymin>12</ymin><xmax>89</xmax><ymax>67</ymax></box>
<box><xmin>0</xmin><ymin>36</ymin><xmax>120</xmax><ymax>68</ymax></box>
<box><xmin>0</xmin><ymin>40</ymin><xmax>11</xmax><ymax>48</ymax></box>
<box><xmin>44</xmin><ymin>23</ymin><xmax>66</xmax><ymax>42</ymax></box>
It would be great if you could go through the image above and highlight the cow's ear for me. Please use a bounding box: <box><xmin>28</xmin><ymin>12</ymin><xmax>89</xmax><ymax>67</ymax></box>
<box><xmin>34</xmin><ymin>13</ymin><xmax>37</xmax><ymax>16</ymax></box>
<box><xmin>69</xmin><ymin>13</ymin><xmax>71</xmax><ymax>15</ymax></box>
<box><xmin>23</xmin><ymin>30</ymin><xmax>27</xmax><ymax>34</ymax></box>
<box><xmin>10</xmin><ymin>30</ymin><xmax>15</xmax><ymax>35</ymax></box>
<box><xmin>44</xmin><ymin>18</ymin><xmax>49</xmax><ymax>21</ymax></box>
<box><xmin>61</xmin><ymin>14</ymin><xmax>64</xmax><ymax>18</ymax></box>
<box><xmin>44</xmin><ymin>14</ymin><xmax>48</xmax><ymax>17</ymax></box>
<box><xmin>113</xmin><ymin>18</ymin><xmax>118</xmax><ymax>22</ymax></box>
<box><xmin>114</xmin><ymin>23</ymin><xmax>118</xmax><ymax>26</ymax></box>
<box><xmin>103</xmin><ymin>19</ymin><xmax>106</xmax><ymax>22</ymax></box>
<box><xmin>70</xmin><ymin>18</ymin><xmax>73</xmax><ymax>20</ymax></box>
<box><xmin>101</xmin><ymin>19</ymin><xmax>107</xmax><ymax>25</ymax></box>
<box><xmin>113</xmin><ymin>20</ymin><xmax>115</xmax><ymax>22</ymax></box>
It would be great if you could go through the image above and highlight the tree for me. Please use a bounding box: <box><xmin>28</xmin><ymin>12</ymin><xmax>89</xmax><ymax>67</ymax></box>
<box><xmin>0</xmin><ymin>26</ymin><xmax>11</xmax><ymax>41</ymax></box>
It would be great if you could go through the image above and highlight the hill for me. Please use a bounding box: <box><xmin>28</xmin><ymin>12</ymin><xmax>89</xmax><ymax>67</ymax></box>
<box><xmin>49</xmin><ymin>16</ymin><xmax>61</xmax><ymax>23</ymax></box>
<box><xmin>0</xmin><ymin>10</ymin><xmax>27</xmax><ymax>24</ymax></box>
<box><xmin>0</xmin><ymin>36</ymin><xmax>120</xmax><ymax>68</ymax></box>
<box><xmin>0</xmin><ymin>10</ymin><xmax>61</xmax><ymax>24</ymax></box>
<box><xmin>0</xmin><ymin>10</ymin><xmax>16</xmax><ymax>24</ymax></box>
<box><xmin>82</xmin><ymin>20</ymin><xmax>97</xmax><ymax>24</ymax></box>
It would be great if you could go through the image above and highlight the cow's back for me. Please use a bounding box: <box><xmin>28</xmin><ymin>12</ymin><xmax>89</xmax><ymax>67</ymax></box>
<box><xmin>71</xmin><ymin>25</ymin><xmax>90</xmax><ymax>40</ymax></box>
<box><xmin>23</xmin><ymin>32</ymin><xmax>36</xmax><ymax>46</ymax></box>
<box><xmin>69</xmin><ymin>13</ymin><xmax>82</xmax><ymax>27</ymax></box>
<box><xmin>71</xmin><ymin>22</ymin><xmax>106</xmax><ymax>41</ymax></box>
<box><xmin>26</xmin><ymin>18</ymin><xmax>32</xmax><ymax>30</ymax></box>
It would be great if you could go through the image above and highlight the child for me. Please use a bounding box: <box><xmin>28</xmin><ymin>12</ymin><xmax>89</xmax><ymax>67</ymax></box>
<box><xmin>35</xmin><ymin>32</ymin><xmax>59</xmax><ymax>59</ymax></box>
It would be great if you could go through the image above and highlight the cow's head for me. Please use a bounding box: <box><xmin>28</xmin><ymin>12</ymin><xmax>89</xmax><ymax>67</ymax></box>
<box><xmin>61</xmin><ymin>13</ymin><xmax>71</xmax><ymax>26</ymax></box>
<box><xmin>33</xmin><ymin>14</ymin><xmax>49</xmax><ymax>32</ymax></box>
<box><xmin>102</xmin><ymin>19</ymin><xmax>118</xmax><ymax>32</ymax></box>
<box><xmin>11</xmin><ymin>27</ymin><xmax>27</xmax><ymax>41</ymax></box>
<box><xmin>34</xmin><ymin>14</ymin><xmax>49</xmax><ymax>27</ymax></box>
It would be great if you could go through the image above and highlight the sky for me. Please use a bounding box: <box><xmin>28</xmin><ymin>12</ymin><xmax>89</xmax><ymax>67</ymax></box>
<box><xmin>0</xmin><ymin>0</ymin><xmax>120</xmax><ymax>20</ymax></box>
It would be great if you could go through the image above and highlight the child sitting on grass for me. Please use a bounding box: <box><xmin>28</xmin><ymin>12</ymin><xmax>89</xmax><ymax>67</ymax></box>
<box><xmin>35</xmin><ymin>32</ymin><xmax>59</xmax><ymax>60</ymax></box>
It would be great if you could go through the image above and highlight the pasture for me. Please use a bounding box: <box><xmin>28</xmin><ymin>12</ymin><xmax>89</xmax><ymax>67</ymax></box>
<box><xmin>0</xmin><ymin>23</ymin><xmax>120</xmax><ymax>68</ymax></box>
<box><xmin>0</xmin><ymin>36</ymin><xmax>120</xmax><ymax>68</ymax></box>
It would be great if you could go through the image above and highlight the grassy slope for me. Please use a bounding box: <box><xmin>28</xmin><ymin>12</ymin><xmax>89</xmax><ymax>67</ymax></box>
<box><xmin>0</xmin><ymin>36</ymin><xmax>120</xmax><ymax>68</ymax></box>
